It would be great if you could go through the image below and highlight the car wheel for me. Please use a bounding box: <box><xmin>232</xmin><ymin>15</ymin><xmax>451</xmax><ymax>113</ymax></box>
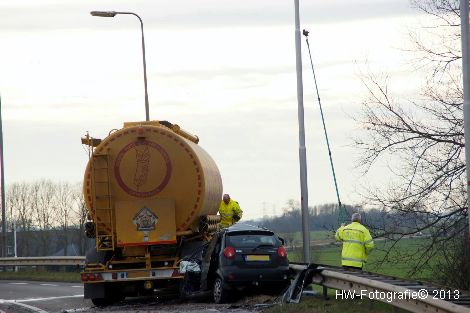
<box><xmin>213</xmin><ymin>277</ymin><xmax>229</xmax><ymax>304</ymax></box>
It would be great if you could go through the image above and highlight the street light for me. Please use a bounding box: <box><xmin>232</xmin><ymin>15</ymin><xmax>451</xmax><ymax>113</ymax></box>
<box><xmin>91</xmin><ymin>11</ymin><xmax>150</xmax><ymax>121</ymax></box>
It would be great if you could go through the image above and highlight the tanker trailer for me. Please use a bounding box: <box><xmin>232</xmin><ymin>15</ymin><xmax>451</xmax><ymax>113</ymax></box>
<box><xmin>80</xmin><ymin>120</ymin><xmax>222</xmax><ymax>306</ymax></box>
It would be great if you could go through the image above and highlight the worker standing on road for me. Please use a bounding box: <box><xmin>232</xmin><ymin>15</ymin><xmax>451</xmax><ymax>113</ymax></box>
<box><xmin>335</xmin><ymin>212</ymin><xmax>374</xmax><ymax>270</ymax></box>
<box><xmin>218</xmin><ymin>194</ymin><xmax>243</xmax><ymax>228</ymax></box>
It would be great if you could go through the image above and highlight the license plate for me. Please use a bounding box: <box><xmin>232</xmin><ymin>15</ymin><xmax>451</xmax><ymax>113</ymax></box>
<box><xmin>245</xmin><ymin>255</ymin><xmax>270</xmax><ymax>261</ymax></box>
<box><xmin>128</xmin><ymin>271</ymin><xmax>150</xmax><ymax>278</ymax></box>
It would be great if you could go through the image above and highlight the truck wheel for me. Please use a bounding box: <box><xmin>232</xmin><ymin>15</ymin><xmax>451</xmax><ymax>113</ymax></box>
<box><xmin>213</xmin><ymin>277</ymin><xmax>229</xmax><ymax>304</ymax></box>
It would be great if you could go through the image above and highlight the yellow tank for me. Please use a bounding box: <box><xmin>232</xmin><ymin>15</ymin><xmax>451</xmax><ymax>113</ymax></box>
<box><xmin>83</xmin><ymin>121</ymin><xmax>222</xmax><ymax>248</ymax></box>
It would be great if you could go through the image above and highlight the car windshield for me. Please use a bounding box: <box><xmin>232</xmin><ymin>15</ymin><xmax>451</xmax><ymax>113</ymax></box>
<box><xmin>226</xmin><ymin>233</ymin><xmax>278</xmax><ymax>248</ymax></box>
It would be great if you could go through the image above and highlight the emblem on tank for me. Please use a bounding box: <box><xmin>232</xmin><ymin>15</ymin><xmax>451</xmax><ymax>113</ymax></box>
<box><xmin>134</xmin><ymin>146</ymin><xmax>150</xmax><ymax>189</ymax></box>
<box><xmin>133</xmin><ymin>207</ymin><xmax>158</xmax><ymax>242</ymax></box>
<box><xmin>114</xmin><ymin>140</ymin><xmax>172</xmax><ymax>198</ymax></box>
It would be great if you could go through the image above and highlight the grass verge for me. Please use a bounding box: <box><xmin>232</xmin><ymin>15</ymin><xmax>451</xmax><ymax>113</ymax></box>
<box><xmin>288</xmin><ymin>237</ymin><xmax>435</xmax><ymax>280</ymax></box>
<box><xmin>263</xmin><ymin>296</ymin><xmax>410</xmax><ymax>313</ymax></box>
<box><xmin>0</xmin><ymin>270</ymin><xmax>81</xmax><ymax>282</ymax></box>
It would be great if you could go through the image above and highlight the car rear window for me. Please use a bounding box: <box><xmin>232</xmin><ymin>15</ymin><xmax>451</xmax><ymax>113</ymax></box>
<box><xmin>226</xmin><ymin>233</ymin><xmax>279</xmax><ymax>248</ymax></box>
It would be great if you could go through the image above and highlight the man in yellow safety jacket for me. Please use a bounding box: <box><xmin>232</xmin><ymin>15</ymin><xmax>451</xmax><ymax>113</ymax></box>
<box><xmin>335</xmin><ymin>212</ymin><xmax>374</xmax><ymax>270</ymax></box>
<box><xmin>218</xmin><ymin>194</ymin><xmax>243</xmax><ymax>228</ymax></box>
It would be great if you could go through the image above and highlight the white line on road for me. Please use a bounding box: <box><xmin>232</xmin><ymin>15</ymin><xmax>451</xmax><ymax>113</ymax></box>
<box><xmin>3</xmin><ymin>301</ymin><xmax>48</xmax><ymax>313</ymax></box>
<box><xmin>10</xmin><ymin>294</ymin><xmax>84</xmax><ymax>303</ymax></box>
<box><xmin>71</xmin><ymin>286</ymin><xmax>82</xmax><ymax>288</ymax></box>
<box><xmin>8</xmin><ymin>282</ymin><xmax>28</xmax><ymax>285</ymax></box>
<box><xmin>39</xmin><ymin>284</ymin><xmax>58</xmax><ymax>287</ymax></box>
<box><xmin>0</xmin><ymin>295</ymin><xmax>84</xmax><ymax>313</ymax></box>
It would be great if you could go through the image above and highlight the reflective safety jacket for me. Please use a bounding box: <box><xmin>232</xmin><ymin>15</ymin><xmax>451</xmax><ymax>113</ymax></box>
<box><xmin>218</xmin><ymin>199</ymin><xmax>243</xmax><ymax>228</ymax></box>
<box><xmin>335</xmin><ymin>222</ymin><xmax>374</xmax><ymax>268</ymax></box>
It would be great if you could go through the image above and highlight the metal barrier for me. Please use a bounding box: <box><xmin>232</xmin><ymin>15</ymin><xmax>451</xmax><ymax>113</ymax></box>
<box><xmin>285</xmin><ymin>263</ymin><xmax>470</xmax><ymax>313</ymax></box>
<box><xmin>0</xmin><ymin>256</ymin><xmax>85</xmax><ymax>267</ymax></box>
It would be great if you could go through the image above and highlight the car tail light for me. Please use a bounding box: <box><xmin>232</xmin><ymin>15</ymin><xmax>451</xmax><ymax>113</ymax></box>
<box><xmin>223</xmin><ymin>246</ymin><xmax>236</xmax><ymax>259</ymax></box>
<box><xmin>277</xmin><ymin>246</ymin><xmax>287</xmax><ymax>258</ymax></box>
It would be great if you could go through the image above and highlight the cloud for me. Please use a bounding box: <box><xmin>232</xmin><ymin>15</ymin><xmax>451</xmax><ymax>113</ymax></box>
<box><xmin>0</xmin><ymin>0</ymin><xmax>418</xmax><ymax>32</ymax></box>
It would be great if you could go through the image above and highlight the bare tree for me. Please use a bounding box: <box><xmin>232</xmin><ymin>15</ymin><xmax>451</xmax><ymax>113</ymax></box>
<box><xmin>53</xmin><ymin>182</ymin><xmax>74</xmax><ymax>256</ymax></box>
<box><xmin>6</xmin><ymin>182</ymin><xmax>35</xmax><ymax>256</ymax></box>
<box><xmin>32</xmin><ymin>180</ymin><xmax>56</xmax><ymax>255</ymax></box>
<box><xmin>71</xmin><ymin>183</ymin><xmax>89</xmax><ymax>255</ymax></box>
<box><xmin>355</xmin><ymin>0</ymin><xmax>469</xmax><ymax>287</ymax></box>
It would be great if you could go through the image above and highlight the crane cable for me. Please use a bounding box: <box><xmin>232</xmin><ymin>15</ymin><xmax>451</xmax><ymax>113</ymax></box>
<box><xmin>302</xmin><ymin>29</ymin><xmax>347</xmax><ymax>225</ymax></box>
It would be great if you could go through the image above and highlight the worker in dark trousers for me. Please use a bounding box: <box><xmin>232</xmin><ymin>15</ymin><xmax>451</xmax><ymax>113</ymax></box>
<box><xmin>335</xmin><ymin>213</ymin><xmax>374</xmax><ymax>270</ymax></box>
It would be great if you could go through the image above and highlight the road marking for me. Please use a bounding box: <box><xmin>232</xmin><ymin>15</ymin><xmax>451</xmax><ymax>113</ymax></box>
<box><xmin>39</xmin><ymin>284</ymin><xmax>58</xmax><ymax>287</ymax></box>
<box><xmin>0</xmin><ymin>295</ymin><xmax>84</xmax><ymax>313</ymax></box>
<box><xmin>8</xmin><ymin>282</ymin><xmax>28</xmax><ymax>285</ymax></box>
<box><xmin>71</xmin><ymin>286</ymin><xmax>82</xmax><ymax>288</ymax></box>
<box><xmin>11</xmin><ymin>295</ymin><xmax>84</xmax><ymax>303</ymax></box>
<box><xmin>3</xmin><ymin>302</ymin><xmax>48</xmax><ymax>313</ymax></box>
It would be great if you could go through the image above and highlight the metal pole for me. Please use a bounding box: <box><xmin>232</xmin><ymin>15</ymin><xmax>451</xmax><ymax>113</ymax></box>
<box><xmin>120</xmin><ymin>13</ymin><xmax>151</xmax><ymax>121</ymax></box>
<box><xmin>461</xmin><ymin>0</ymin><xmax>470</xmax><ymax>238</ymax></box>
<box><xmin>13</xmin><ymin>221</ymin><xmax>17</xmax><ymax>272</ymax></box>
<box><xmin>0</xmin><ymin>96</ymin><xmax>5</xmax><ymax>258</ymax></box>
<box><xmin>117</xmin><ymin>12</ymin><xmax>150</xmax><ymax>121</ymax></box>
<box><xmin>13</xmin><ymin>221</ymin><xmax>16</xmax><ymax>257</ymax></box>
<box><xmin>294</xmin><ymin>0</ymin><xmax>310</xmax><ymax>263</ymax></box>
<box><xmin>135</xmin><ymin>14</ymin><xmax>150</xmax><ymax>122</ymax></box>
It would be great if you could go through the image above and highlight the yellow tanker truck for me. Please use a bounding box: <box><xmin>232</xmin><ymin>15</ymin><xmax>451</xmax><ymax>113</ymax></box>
<box><xmin>81</xmin><ymin>120</ymin><xmax>223</xmax><ymax>306</ymax></box>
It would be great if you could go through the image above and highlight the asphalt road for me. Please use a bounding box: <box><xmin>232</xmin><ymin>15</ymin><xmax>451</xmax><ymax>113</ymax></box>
<box><xmin>0</xmin><ymin>280</ymin><xmax>260</xmax><ymax>313</ymax></box>
<box><xmin>0</xmin><ymin>280</ymin><xmax>88</xmax><ymax>312</ymax></box>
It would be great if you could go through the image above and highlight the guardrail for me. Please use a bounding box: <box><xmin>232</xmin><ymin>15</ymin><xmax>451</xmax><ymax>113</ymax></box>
<box><xmin>0</xmin><ymin>256</ymin><xmax>85</xmax><ymax>266</ymax></box>
<box><xmin>285</xmin><ymin>263</ymin><xmax>470</xmax><ymax>313</ymax></box>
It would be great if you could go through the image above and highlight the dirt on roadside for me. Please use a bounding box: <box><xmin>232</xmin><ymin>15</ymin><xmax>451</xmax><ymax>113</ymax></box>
<box><xmin>80</xmin><ymin>294</ymin><xmax>280</xmax><ymax>313</ymax></box>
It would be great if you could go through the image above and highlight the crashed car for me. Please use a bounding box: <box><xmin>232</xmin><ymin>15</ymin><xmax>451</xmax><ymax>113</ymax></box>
<box><xmin>179</xmin><ymin>224</ymin><xmax>290</xmax><ymax>303</ymax></box>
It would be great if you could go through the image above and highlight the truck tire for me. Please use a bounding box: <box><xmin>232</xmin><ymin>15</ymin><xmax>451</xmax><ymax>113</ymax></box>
<box><xmin>213</xmin><ymin>277</ymin><xmax>229</xmax><ymax>304</ymax></box>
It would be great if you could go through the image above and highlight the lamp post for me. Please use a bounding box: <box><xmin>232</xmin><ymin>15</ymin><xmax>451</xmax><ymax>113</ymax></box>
<box><xmin>293</xmin><ymin>0</ymin><xmax>310</xmax><ymax>263</ymax></box>
<box><xmin>460</xmin><ymin>1</ymin><xmax>470</xmax><ymax>239</ymax></box>
<box><xmin>90</xmin><ymin>11</ymin><xmax>150</xmax><ymax>121</ymax></box>
<box><xmin>0</xmin><ymin>96</ymin><xmax>5</xmax><ymax>259</ymax></box>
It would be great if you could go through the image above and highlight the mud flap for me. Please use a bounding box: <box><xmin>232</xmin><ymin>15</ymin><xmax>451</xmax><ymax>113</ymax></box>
<box><xmin>84</xmin><ymin>283</ymin><xmax>105</xmax><ymax>299</ymax></box>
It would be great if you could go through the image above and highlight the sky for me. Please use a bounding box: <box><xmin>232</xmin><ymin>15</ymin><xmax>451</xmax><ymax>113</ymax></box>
<box><xmin>0</xmin><ymin>0</ymin><xmax>430</xmax><ymax>219</ymax></box>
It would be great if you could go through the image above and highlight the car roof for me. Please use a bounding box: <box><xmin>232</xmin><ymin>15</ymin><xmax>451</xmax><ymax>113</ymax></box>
<box><xmin>224</xmin><ymin>223</ymin><xmax>274</xmax><ymax>235</ymax></box>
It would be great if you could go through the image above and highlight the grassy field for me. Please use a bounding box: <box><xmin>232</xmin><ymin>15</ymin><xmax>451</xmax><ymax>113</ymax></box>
<box><xmin>272</xmin><ymin>233</ymin><xmax>435</xmax><ymax>313</ymax></box>
<box><xmin>279</xmin><ymin>230</ymin><xmax>333</xmax><ymax>242</ymax></box>
<box><xmin>287</xmin><ymin>232</ymin><xmax>435</xmax><ymax>280</ymax></box>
